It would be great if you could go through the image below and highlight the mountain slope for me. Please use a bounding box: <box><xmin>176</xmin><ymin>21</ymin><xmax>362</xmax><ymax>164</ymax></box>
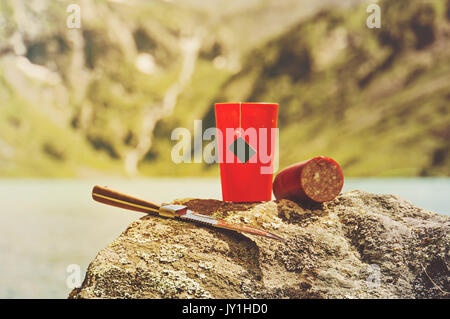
<box><xmin>205</xmin><ymin>0</ymin><xmax>450</xmax><ymax>176</ymax></box>
<box><xmin>0</xmin><ymin>0</ymin><xmax>449</xmax><ymax>177</ymax></box>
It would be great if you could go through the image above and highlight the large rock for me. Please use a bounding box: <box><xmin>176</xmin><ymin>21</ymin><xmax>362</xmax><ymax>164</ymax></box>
<box><xmin>69</xmin><ymin>191</ymin><xmax>449</xmax><ymax>299</ymax></box>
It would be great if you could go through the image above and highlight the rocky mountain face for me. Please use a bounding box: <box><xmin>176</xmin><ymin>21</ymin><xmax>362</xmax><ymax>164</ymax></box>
<box><xmin>0</xmin><ymin>0</ymin><xmax>449</xmax><ymax>177</ymax></box>
<box><xmin>0</xmin><ymin>0</ymin><xmax>206</xmax><ymax>176</ymax></box>
<box><xmin>69</xmin><ymin>191</ymin><xmax>449</xmax><ymax>299</ymax></box>
<box><xmin>206</xmin><ymin>0</ymin><xmax>450</xmax><ymax>177</ymax></box>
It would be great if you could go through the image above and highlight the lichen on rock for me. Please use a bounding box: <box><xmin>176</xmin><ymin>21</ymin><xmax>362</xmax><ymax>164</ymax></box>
<box><xmin>69</xmin><ymin>191</ymin><xmax>449</xmax><ymax>299</ymax></box>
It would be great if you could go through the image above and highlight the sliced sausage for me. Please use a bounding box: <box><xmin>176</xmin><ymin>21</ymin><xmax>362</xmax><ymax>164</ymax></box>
<box><xmin>273</xmin><ymin>156</ymin><xmax>344</xmax><ymax>204</ymax></box>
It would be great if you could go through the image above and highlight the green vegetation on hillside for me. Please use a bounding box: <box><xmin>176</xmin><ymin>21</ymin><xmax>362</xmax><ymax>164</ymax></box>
<box><xmin>206</xmin><ymin>0</ymin><xmax>450</xmax><ymax>176</ymax></box>
<box><xmin>0</xmin><ymin>69</ymin><xmax>122</xmax><ymax>177</ymax></box>
<box><xmin>0</xmin><ymin>0</ymin><xmax>449</xmax><ymax>177</ymax></box>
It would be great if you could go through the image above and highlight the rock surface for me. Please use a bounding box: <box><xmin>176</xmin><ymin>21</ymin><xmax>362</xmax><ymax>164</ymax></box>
<box><xmin>69</xmin><ymin>191</ymin><xmax>449</xmax><ymax>299</ymax></box>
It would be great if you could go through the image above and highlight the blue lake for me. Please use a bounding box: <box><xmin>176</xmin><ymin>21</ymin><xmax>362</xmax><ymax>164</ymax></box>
<box><xmin>0</xmin><ymin>178</ymin><xmax>448</xmax><ymax>298</ymax></box>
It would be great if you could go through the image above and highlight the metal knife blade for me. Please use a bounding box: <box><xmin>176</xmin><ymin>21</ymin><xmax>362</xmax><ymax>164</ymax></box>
<box><xmin>179</xmin><ymin>210</ymin><xmax>285</xmax><ymax>241</ymax></box>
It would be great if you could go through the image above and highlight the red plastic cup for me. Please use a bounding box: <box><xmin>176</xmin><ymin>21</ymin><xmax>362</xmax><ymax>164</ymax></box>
<box><xmin>215</xmin><ymin>102</ymin><xmax>278</xmax><ymax>202</ymax></box>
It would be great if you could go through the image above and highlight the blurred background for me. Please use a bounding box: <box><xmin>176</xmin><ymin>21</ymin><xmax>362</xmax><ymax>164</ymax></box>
<box><xmin>0</xmin><ymin>0</ymin><xmax>449</xmax><ymax>298</ymax></box>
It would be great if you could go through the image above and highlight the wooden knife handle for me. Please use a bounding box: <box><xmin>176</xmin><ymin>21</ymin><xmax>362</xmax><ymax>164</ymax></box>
<box><xmin>92</xmin><ymin>185</ymin><xmax>160</xmax><ymax>214</ymax></box>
